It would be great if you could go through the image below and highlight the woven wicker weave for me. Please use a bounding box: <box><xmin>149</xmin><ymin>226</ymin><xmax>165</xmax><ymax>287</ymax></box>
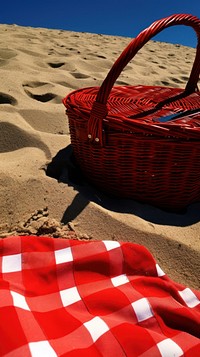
<box><xmin>63</xmin><ymin>14</ymin><xmax>200</xmax><ymax>211</ymax></box>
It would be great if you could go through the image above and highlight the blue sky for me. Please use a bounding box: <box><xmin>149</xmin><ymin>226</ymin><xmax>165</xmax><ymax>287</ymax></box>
<box><xmin>0</xmin><ymin>1</ymin><xmax>200</xmax><ymax>47</ymax></box>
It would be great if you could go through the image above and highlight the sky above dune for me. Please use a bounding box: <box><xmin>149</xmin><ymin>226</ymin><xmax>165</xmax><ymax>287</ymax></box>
<box><xmin>0</xmin><ymin>0</ymin><xmax>200</xmax><ymax>47</ymax></box>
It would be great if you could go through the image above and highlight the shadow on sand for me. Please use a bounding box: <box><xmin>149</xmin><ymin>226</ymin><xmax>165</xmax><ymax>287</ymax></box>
<box><xmin>46</xmin><ymin>145</ymin><xmax>200</xmax><ymax>227</ymax></box>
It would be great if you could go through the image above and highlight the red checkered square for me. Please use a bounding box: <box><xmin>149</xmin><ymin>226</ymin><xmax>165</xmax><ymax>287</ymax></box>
<box><xmin>83</xmin><ymin>286</ymin><xmax>132</xmax><ymax>315</ymax></box>
<box><xmin>112</xmin><ymin>322</ymin><xmax>157</xmax><ymax>355</ymax></box>
<box><xmin>33</xmin><ymin>307</ymin><xmax>83</xmax><ymax>340</ymax></box>
<box><xmin>0</xmin><ymin>306</ymin><xmax>28</xmax><ymax>356</ymax></box>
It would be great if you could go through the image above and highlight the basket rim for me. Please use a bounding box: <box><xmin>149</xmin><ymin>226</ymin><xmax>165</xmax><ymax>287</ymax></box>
<box><xmin>64</xmin><ymin>84</ymin><xmax>200</xmax><ymax>140</ymax></box>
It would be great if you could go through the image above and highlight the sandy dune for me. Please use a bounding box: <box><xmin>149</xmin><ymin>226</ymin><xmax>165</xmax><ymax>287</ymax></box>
<box><xmin>0</xmin><ymin>23</ymin><xmax>199</xmax><ymax>289</ymax></box>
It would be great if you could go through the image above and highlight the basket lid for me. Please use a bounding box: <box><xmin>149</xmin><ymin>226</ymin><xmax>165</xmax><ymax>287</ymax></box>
<box><xmin>64</xmin><ymin>84</ymin><xmax>200</xmax><ymax>139</ymax></box>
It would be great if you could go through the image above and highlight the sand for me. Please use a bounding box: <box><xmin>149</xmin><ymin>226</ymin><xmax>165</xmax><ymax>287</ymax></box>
<box><xmin>0</xmin><ymin>23</ymin><xmax>199</xmax><ymax>289</ymax></box>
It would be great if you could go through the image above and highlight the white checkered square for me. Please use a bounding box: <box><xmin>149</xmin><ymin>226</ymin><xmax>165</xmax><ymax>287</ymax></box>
<box><xmin>103</xmin><ymin>240</ymin><xmax>120</xmax><ymax>251</ymax></box>
<box><xmin>11</xmin><ymin>291</ymin><xmax>30</xmax><ymax>311</ymax></box>
<box><xmin>131</xmin><ymin>298</ymin><xmax>153</xmax><ymax>322</ymax></box>
<box><xmin>84</xmin><ymin>317</ymin><xmax>109</xmax><ymax>342</ymax></box>
<box><xmin>54</xmin><ymin>247</ymin><xmax>73</xmax><ymax>264</ymax></box>
<box><xmin>2</xmin><ymin>253</ymin><xmax>22</xmax><ymax>273</ymax></box>
<box><xmin>156</xmin><ymin>264</ymin><xmax>165</xmax><ymax>277</ymax></box>
<box><xmin>157</xmin><ymin>338</ymin><xmax>183</xmax><ymax>357</ymax></box>
<box><xmin>60</xmin><ymin>286</ymin><xmax>81</xmax><ymax>307</ymax></box>
<box><xmin>111</xmin><ymin>274</ymin><xmax>129</xmax><ymax>287</ymax></box>
<box><xmin>178</xmin><ymin>288</ymin><xmax>200</xmax><ymax>308</ymax></box>
<box><xmin>29</xmin><ymin>341</ymin><xmax>57</xmax><ymax>357</ymax></box>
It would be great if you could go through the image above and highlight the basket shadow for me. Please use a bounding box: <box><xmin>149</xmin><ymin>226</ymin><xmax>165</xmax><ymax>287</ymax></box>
<box><xmin>46</xmin><ymin>144</ymin><xmax>200</xmax><ymax>227</ymax></box>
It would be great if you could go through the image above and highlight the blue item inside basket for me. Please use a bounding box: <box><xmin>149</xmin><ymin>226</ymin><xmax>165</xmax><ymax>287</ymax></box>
<box><xmin>157</xmin><ymin>108</ymin><xmax>200</xmax><ymax>123</ymax></box>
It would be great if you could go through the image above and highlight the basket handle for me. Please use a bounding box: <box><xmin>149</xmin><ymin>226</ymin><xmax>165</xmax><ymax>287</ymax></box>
<box><xmin>88</xmin><ymin>13</ymin><xmax>200</xmax><ymax>144</ymax></box>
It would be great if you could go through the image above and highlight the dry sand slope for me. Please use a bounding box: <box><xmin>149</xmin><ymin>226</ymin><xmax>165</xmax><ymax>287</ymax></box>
<box><xmin>0</xmin><ymin>24</ymin><xmax>199</xmax><ymax>289</ymax></box>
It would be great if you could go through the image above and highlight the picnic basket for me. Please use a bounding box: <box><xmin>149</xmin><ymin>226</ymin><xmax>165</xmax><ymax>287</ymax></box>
<box><xmin>63</xmin><ymin>14</ymin><xmax>200</xmax><ymax>211</ymax></box>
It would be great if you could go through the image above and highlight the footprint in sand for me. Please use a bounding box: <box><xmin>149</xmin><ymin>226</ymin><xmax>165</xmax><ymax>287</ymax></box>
<box><xmin>170</xmin><ymin>77</ymin><xmax>184</xmax><ymax>84</ymax></box>
<box><xmin>0</xmin><ymin>122</ymin><xmax>51</xmax><ymax>159</ymax></box>
<box><xmin>70</xmin><ymin>72</ymin><xmax>90</xmax><ymax>79</ymax></box>
<box><xmin>57</xmin><ymin>81</ymin><xmax>78</xmax><ymax>90</ymax></box>
<box><xmin>161</xmin><ymin>80</ymin><xmax>171</xmax><ymax>86</ymax></box>
<box><xmin>0</xmin><ymin>48</ymin><xmax>17</xmax><ymax>60</ymax></box>
<box><xmin>48</xmin><ymin>62</ymin><xmax>65</xmax><ymax>68</ymax></box>
<box><xmin>71</xmin><ymin>34</ymin><xmax>80</xmax><ymax>38</ymax></box>
<box><xmin>0</xmin><ymin>48</ymin><xmax>17</xmax><ymax>67</ymax></box>
<box><xmin>23</xmin><ymin>81</ymin><xmax>49</xmax><ymax>89</ymax></box>
<box><xmin>0</xmin><ymin>92</ymin><xmax>17</xmax><ymax>105</ymax></box>
<box><xmin>48</xmin><ymin>48</ymin><xmax>55</xmax><ymax>55</ymax></box>
<box><xmin>23</xmin><ymin>81</ymin><xmax>60</xmax><ymax>103</ymax></box>
<box><xmin>89</xmin><ymin>54</ymin><xmax>107</xmax><ymax>59</ymax></box>
<box><xmin>181</xmin><ymin>76</ymin><xmax>189</xmax><ymax>82</ymax></box>
<box><xmin>116</xmin><ymin>80</ymin><xmax>129</xmax><ymax>86</ymax></box>
<box><xmin>67</xmin><ymin>47</ymin><xmax>78</xmax><ymax>52</ymax></box>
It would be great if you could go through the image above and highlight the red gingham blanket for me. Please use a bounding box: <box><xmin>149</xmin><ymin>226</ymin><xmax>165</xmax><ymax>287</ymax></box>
<box><xmin>0</xmin><ymin>235</ymin><xmax>199</xmax><ymax>356</ymax></box>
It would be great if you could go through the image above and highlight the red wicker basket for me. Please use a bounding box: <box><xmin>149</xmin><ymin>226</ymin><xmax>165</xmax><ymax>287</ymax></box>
<box><xmin>63</xmin><ymin>14</ymin><xmax>200</xmax><ymax>211</ymax></box>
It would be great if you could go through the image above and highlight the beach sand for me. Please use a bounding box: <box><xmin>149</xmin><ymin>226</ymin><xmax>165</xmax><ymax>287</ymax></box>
<box><xmin>0</xmin><ymin>23</ymin><xmax>199</xmax><ymax>289</ymax></box>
